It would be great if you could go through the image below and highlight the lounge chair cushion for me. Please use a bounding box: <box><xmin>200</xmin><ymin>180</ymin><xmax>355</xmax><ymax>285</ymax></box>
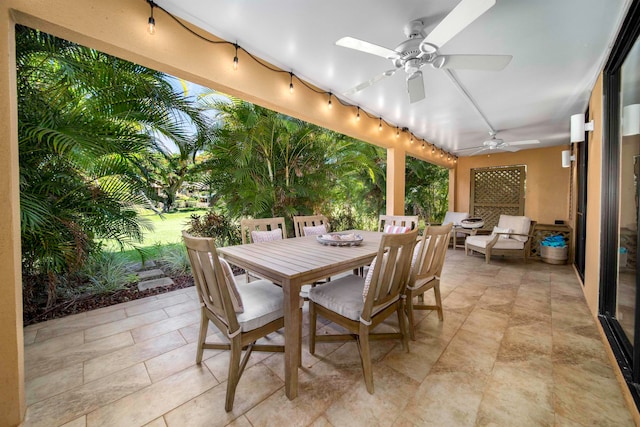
<box><xmin>236</xmin><ymin>279</ymin><xmax>284</xmax><ymax>331</ymax></box>
<box><xmin>492</xmin><ymin>226</ymin><xmax>512</xmax><ymax>239</ymax></box>
<box><xmin>498</xmin><ymin>215</ymin><xmax>531</xmax><ymax>242</ymax></box>
<box><xmin>303</xmin><ymin>224</ymin><xmax>327</xmax><ymax>236</ymax></box>
<box><xmin>442</xmin><ymin>211</ymin><xmax>469</xmax><ymax>226</ymax></box>
<box><xmin>383</xmin><ymin>224</ymin><xmax>410</xmax><ymax>234</ymax></box>
<box><xmin>466</xmin><ymin>235</ymin><xmax>525</xmax><ymax>250</ymax></box>
<box><xmin>251</xmin><ymin>228</ymin><xmax>283</xmax><ymax>243</ymax></box>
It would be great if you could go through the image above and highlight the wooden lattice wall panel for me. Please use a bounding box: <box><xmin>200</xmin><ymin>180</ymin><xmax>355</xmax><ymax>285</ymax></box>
<box><xmin>470</xmin><ymin>166</ymin><xmax>525</xmax><ymax>230</ymax></box>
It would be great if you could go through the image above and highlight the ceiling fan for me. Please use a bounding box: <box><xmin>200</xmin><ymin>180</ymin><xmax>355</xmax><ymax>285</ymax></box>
<box><xmin>336</xmin><ymin>0</ymin><xmax>512</xmax><ymax>103</ymax></box>
<box><xmin>456</xmin><ymin>132</ymin><xmax>540</xmax><ymax>156</ymax></box>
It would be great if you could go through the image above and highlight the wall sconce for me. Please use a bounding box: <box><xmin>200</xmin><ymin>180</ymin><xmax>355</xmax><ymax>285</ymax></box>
<box><xmin>561</xmin><ymin>150</ymin><xmax>575</xmax><ymax>168</ymax></box>
<box><xmin>570</xmin><ymin>113</ymin><xmax>594</xmax><ymax>142</ymax></box>
<box><xmin>623</xmin><ymin>104</ymin><xmax>640</xmax><ymax>136</ymax></box>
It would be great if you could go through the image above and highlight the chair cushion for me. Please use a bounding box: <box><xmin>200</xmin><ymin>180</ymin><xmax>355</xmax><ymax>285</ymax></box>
<box><xmin>442</xmin><ymin>211</ymin><xmax>469</xmax><ymax>226</ymax></box>
<box><xmin>466</xmin><ymin>235</ymin><xmax>525</xmax><ymax>250</ymax></box>
<box><xmin>236</xmin><ymin>279</ymin><xmax>283</xmax><ymax>332</ymax></box>
<box><xmin>383</xmin><ymin>224</ymin><xmax>410</xmax><ymax>234</ymax></box>
<box><xmin>309</xmin><ymin>274</ymin><xmax>366</xmax><ymax>321</ymax></box>
<box><xmin>251</xmin><ymin>228</ymin><xmax>283</xmax><ymax>243</ymax></box>
<box><xmin>411</xmin><ymin>240</ymin><xmax>423</xmax><ymax>270</ymax></box>
<box><xmin>497</xmin><ymin>215</ymin><xmax>531</xmax><ymax>242</ymax></box>
<box><xmin>303</xmin><ymin>224</ymin><xmax>327</xmax><ymax>236</ymax></box>
<box><xmin>492</xmin><ymin>226</ymin><xmax>512</xmax><ymax>239</ymax></box>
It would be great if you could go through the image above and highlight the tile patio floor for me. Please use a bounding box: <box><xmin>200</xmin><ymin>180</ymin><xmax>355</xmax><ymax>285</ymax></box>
<box><xmin>22</xmin><ymin>249</ymin><xmax>636</xmax><ymax>426</ymax></box>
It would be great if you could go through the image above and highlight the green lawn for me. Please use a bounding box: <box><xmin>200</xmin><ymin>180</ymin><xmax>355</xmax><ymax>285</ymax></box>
<box><xmin>103</xmin><ymin>208</ymin><xmax>207</xmax><ymax>263</ymax></box>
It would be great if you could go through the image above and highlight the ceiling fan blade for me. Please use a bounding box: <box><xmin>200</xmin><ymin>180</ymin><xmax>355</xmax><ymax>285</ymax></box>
<box><xmin>407</xmin><ymin>71</ymin><xmax>425</xmax><ymax>103</ymax></box>
<box><xmin>508</xmin><ymin>139</ymin><xmax>540</xmax><ymax>146</ymax></box>
<box><xmin>422</xmin><ymin>0</ymin><xmax>496</xmax><ymax>49</ymax></box>
<box><xmin>469</xmin><ymin>147</ymin><xmax>490</xmax><ymax>156</ymax></box>
<box><xmin>499</xmin><ymin>145</ymin><xmax>520</xmax><ymax>152</ymax></box>
<box><xmin>335</xmin><ymin>37</ymin><xmax>398</xmax><ymax>59</ymax></box>
<box><xmin>343</xmin><ymin>69</ymin><xmax>396</xmax><ymax>96</ymax></box>
<box><xmin>455</xmin><ymin>145</ymin><xmax>484</xmax><ymax>152</ymax></box>
<box><xmin>438</xmin><ymin>54</ymin><xmax>512</xmax><ymax>71</ymax></box>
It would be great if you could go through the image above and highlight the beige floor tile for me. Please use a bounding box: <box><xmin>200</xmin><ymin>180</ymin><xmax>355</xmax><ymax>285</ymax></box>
<box><xmin>26</xmin><ymin>363</ymin><xmax>84</xmax><ymax>405</ymax></box>
<box><xmin>24</xmin><ymin>328</ymin><xmax>38</xmax><ymax>345</ymax></box>
<box><xmin>131</xmin><ymin>310</ymin><xmax>200</xmax><ymax>343</ymax></box>
<box><xmin>309</xmin><ymin>415</ymin><xmax>334</xmax><ymax>427</ymax></box>
<box><xmin>34</xmin><ymin>309</ymin><xmax>127</xmax><ymax>342</ymax></box>
<box><xmin>143</xmin><ymin>417</ymin><xmax>167</xmax><ymax>427</ymax></box>
<box><xmin>25</xmin><ymin>331</ymin><xmax>133</xmax><ymax>381</ymax></box>
<box><xmin>431</xmin><ymin>329</ymin><xmax>501</xmax><ymax>377</ymax></box>
<box><xmin>553</xmin><ymin>362</ymin><xmax>634</xmax><ymax>426</ymax></box>
<box><xmin>22</xmin><ymin>364</ymin><xmax>150</xmax><ymax>427</ymax></box>
<box><xmin>162</xmin><ymin>298</ymin><xmax>200</xmax><ymax>317</ymax></box>
<box><xmin>84</xmin><ymin>330</ymin><xmax>186</xmax><ymax>383</ymax></box>
<box><xmin>124</xmin><ymin>292</ymin><xmax>191</xmax><ymax>317</ymax></box>
<box><xmin>60</xmin><ymin>416</ymin><xmax>86</xmax><ymax>427</ymax></box>
<box><xmin>164</xmin><ymin>363</ymin><xmax>283</xmax><ymax>427</ymax></box>
<box><xmin>460</xmin><ymin>307</ymin><xmax>510</xmax><ymax>341</ymax></box>
<box><xmin>86</xmin><ymin>365</ymin><xmax>216</xmax><ymax>426</ymax></box>
<box><xmin>403</xmin><ymin>370</ymin><xmax>486</xmax><ymax>426</ymax></box>
<box><xmin>552</xmin><ymin>330</ymin><xmax>610</xmax><ymax>365</ymax></box>
<box><xmin>381</xmin><ymin>335</ymin><xmax>448</xmax><ymax>382</ymax></box>
<box><xmin>476</xmin><ymin>361</ymin><xmax>554</xmax><ymax>426</ymax></box>
<box><xmin>414</xmin><ymin>309</ymin><xmax>466</xmax><ymax>342</ymax></box>
<box><xmin>203</xmin><ymin>346</ymin><xmax>276</xmax><ymax>383</ymax></box>
<box><xmin>324</xmin><ymin>364</ymin><xmax>418</xmax><ymax>427</ymax></box>
<box><xmin>84</xmin><ymin>309</ymin><xmax>168</xmax><ymax>342</ymax></box>
<box><xmin>145</xmin><ymin>341</ymin><xmax>221</xmax><ymax>383</ymax></box>
<box><xmin>498</xmin><ymin>324</ymin><xmax>553</xmax><ymax>363</ymax></box>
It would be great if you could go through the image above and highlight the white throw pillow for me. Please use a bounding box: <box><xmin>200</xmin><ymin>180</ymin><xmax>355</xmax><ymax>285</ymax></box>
<box><xmin>383</xmin><ymin>224</ymin><xmax>410</xmax><ymax>234</ymax></box>
<box><xmin>251</xmin><ymin>228</ymin><xmax>283</xmax><ymax>243</ymax></box>
<box><xmin>363</xmin><ymin>253</ymin><xmax>391</xmax><ymax>301</ymax></box>
<box><xmin>411</xmin><ymin>240</ymin><xmax>423</xmax><ymax>270</ymax></box>
<box><xmin>492</xmin><ymin>226</ymin><xmax>512</xmax><ymax>239</ymax></box>
<box><xmin>303</xmin><ymin>224</ymin><xmax>327</xmax><ymax>236</ymax></box>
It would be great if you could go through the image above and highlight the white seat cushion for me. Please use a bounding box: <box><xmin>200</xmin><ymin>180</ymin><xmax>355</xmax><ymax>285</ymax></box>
<box><xmin>466</xmin><ymin>235</ymin><xmax>525</xmax><ymax>250</ymax></box>
<box><xmin>309</xmin><ymin>274</ymin><xmax>366</xmax><ymax>321</ymax></box>
<box><xmin>236</xmin><ymin>279</ymin><xmax>283</xmax><ymax>332</ymax></box>
<box><xmin>497</xmin><ymin>215</ymin><xmax>531</xmax><ymax>242</ymax></box>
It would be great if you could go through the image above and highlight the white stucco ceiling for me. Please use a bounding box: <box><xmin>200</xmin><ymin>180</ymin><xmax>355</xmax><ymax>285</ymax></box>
<box><xmin>157</xmin><ymin>0</ymin><xmax>631</xmax><ymax>155</ymax></box>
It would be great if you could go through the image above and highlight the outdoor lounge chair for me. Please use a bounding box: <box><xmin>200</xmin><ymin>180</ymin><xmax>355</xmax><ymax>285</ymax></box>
<box><xmin>465</xmin><ymin>215</ymin><xmax>536</xmax><ymax>264</ymax></box>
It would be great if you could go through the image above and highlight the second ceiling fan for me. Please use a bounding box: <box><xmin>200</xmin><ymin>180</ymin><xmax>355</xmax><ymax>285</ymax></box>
<box><xmin>336</xmin><ymin>0</ymin><xmax>512</xmax><ymax>103</ymax></box>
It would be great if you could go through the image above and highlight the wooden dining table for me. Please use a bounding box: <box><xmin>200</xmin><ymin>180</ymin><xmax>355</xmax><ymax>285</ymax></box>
<box><xmin>217</xmin><ymin>229</ymin><xmax>383</xmax><ymax>400</ymax></box>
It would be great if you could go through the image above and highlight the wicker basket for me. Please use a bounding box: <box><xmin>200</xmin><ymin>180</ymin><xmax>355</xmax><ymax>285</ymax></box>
<box><xmin>540</xmin><ymin>246</ymin><xmax>568</xmax><ymax>265</ymax></box>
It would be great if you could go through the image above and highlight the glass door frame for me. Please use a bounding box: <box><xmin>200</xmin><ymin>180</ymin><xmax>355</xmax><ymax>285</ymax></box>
<box><xmin>599</xmin><ymin>0</ymin><xmax>640</xmax><ymax>404</ymax></box>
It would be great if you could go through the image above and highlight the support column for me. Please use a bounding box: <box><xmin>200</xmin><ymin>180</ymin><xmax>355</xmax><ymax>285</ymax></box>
<box><xmin>386</xmin><ymin>147</ymin><xmax>406</xmax><ymax>215</ymax></box>
<box><xmin>0</xmin><ymin>10</ymin><xmax>26</xmax><ymax>426</ymax></box>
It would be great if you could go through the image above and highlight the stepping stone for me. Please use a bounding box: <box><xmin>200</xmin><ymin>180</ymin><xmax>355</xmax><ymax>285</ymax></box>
<box><xmin>136</xmin><ymin>269</ymin><xmax>165</xmax><ymax>280</ymax></box>
<box><xmin>137</xmin><ymin>277</ymin><xmax>174</xmax><ymax>291</ymax></box>
<box><xmin>127</xmin><ymin>260</ymin><xmax>157</xmax><ymax>272</ymax></box>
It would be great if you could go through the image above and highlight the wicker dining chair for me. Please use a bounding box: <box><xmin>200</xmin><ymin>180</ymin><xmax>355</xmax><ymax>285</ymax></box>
<box><xmin>308</xmin><ymin>229</ymin><xmax>418</xmax><ymax>393</ymax></box>
<box><xmin>182</xmin><ymin>232</ymin><xmax>285</xmax><ymax>412</ymax></box>
<box><xmin>405</xmin><ymin>223</ymin><xmax>452</xmax><ymax>340</ymax></box>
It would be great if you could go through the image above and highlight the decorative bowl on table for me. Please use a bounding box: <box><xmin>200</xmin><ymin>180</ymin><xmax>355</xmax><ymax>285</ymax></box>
<box><xmin>460</xmin><ymin>218</ymin><xmax>484</xmax><ymax>229</ymax></box>
<box><xmin>316</xmin><ymin>232</ymin><xmax>364</xmax><ymax>247</ymax></box>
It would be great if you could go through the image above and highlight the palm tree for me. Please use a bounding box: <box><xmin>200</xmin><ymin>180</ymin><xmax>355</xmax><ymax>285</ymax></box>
<box><xmin>17</xmin><ymin>26</ymin><xmax>210</xmax><ymax>306</ymax></box>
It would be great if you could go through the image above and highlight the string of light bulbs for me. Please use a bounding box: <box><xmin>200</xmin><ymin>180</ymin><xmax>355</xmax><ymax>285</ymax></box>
<box><xmin>144</xmin><ymin>0</ymin><xmax>457</xmax><ymax>163</ymax></box>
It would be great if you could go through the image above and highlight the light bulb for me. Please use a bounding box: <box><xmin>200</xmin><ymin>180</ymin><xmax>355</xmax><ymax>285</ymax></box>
<box><xmin>148</xmin><ymin>16</ymin><xmax>156</xmax><ymax>35</ymax></box>
<box><xmin>396</xmin><ymin>127</ymin><xmax>400</xmax><ymax>138</ymax></box>
<box><xmin>289</xmin><ymin>82</ymin><xmax>294</xmax><ymax>93</ymax></box>
<box><xmin>356</xmin><ymin>107</ymin><xmax>360</xmax><ymax>121</ymax></box>
<box><xmin>431</xmin><ymin>146</ymin><xmax>435</xmax><ymax>154</ymax></box>
<box><xmin>410</xmin><ymin>135</ymin><xmax>414</xmax><ymax>143</ymax></box>
<box><xmin>233</xmin><ymin>44</ymin><xmax>238</xmax><ymax>70</ymax></box>
<box><xmin>378</xmin><ymin>119</ymin><xmax>382</xmax><ymax>131</ymax></box>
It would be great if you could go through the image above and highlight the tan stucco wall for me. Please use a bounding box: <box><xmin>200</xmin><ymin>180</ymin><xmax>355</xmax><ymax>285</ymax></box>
<box><xmin>583</xmin><ymin>74</ymin><xmax>604</xmax><ymax>316</ymax></box>
<box><xmin>454</xmin><ymin>145</ymin><xmax>571</xmax><ymax>224</ymax></box>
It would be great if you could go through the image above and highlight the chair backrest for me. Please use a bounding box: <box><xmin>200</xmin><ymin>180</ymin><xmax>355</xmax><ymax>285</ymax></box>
<box><xmin>240</xmin><ymin>217</ymin><xmax>287</xmax><ymax>244</ymax></box>
<box><xmin>182</xmin><ymin>232</ymin><xmax>239</xmax><ymax>334</ymax></box>
<box><xmin>496</xmin><ymin>215</ymin><xmax>532</xmax><ymax>242</ymax></box>
<box><xmin>362</xmin><ymin>229</ymin><xmax>418</xmax><ymax>321</ymax></box>
<box><xmin>442</xmin><ymin>211</ymin><xmax>468</xmax><ymax>227</ymax></box>
<box><xmin>409</xmin><ymin>224</ymin><xmax>452</xmax><ymax>288</ymax></box>
<box><xmin>378</xmin><ymin>215</ymin><xmax>419</xmax><ymax>232</ymax></box>
<box><xmin>293</xmin><ymin>214</ymin><xmax>330</xmax><ymax>237</ymax></box>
